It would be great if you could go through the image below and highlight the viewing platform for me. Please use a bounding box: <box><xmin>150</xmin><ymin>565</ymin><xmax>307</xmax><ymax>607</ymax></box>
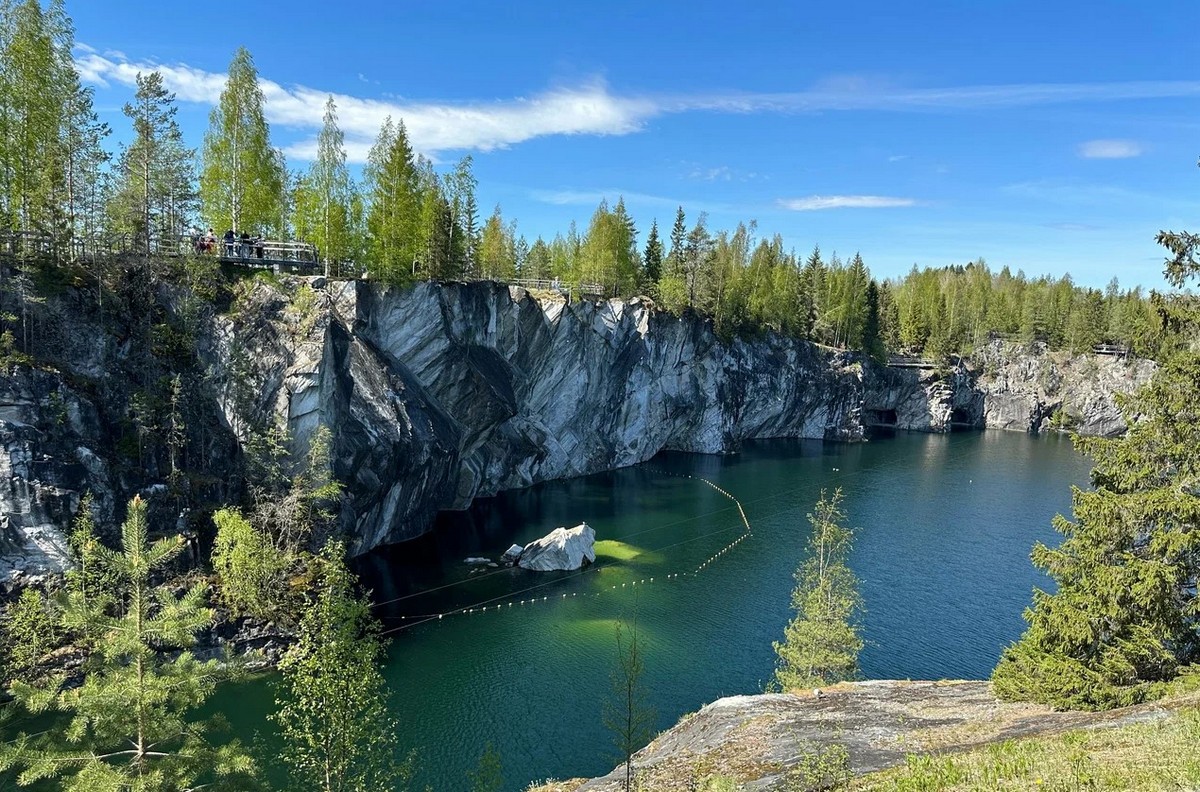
<box><xmin>1</xmin><ymin>229</ymin><xmax>321</xmax><ymax>273</ymax></box>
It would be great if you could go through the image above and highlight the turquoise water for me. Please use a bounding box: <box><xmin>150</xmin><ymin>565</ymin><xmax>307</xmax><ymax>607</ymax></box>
<box><xmin>215</xmin><ymin>430</ymin><xmax>1090</xmax><ymax>791</ymax></box>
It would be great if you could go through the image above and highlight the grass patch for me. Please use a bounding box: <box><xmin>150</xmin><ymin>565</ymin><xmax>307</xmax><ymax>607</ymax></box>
<box><xmin>853</xmin><ymin>704</ymin><xmax>1200</xmax><ymax>791</ymax></box>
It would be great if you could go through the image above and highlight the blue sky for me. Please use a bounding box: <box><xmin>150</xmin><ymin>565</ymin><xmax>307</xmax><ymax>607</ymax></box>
<box><xmin>68</xmin><ymin>0</ymin><xmax>1200</xmax><ymax>289</ymax></box>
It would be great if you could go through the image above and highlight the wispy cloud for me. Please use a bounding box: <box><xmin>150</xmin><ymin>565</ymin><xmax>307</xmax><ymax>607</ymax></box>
<box><xmin>778</xmin><ymin>195</ymin><xmax>917</xmax><ymax>211</ymax></box>
<box><xmin>75</xmin><ymin>48</ymin><xmax>1200</xmax><ymax>163</ymax></box>
<box><xmin>682</xmin><ymin>163</ymin><xmax>763</xmax><ymax>182</ymax></box>
<box><xmin>75</xmin><ymin>49</ymin><xmax>655</xmax><ymax>163</ymax></box>
<box><xmin>529</xmin><ymin>188</ymin><xmax>737</xmax><ymax>215</ymax></box>
<box><xmin>887</xmin><ymin>154</ymin><xmax>909</xmax><ymax>162</ymax></box>
<box><xmin>1078</xmin><ymin>139</ymin><xmax>1143</xmax><ymax>159</ymax></box>
<box><xmin>671</xmin><ymin>81</ymin><xmax>1200</xmax><ymax>114</ymax></box>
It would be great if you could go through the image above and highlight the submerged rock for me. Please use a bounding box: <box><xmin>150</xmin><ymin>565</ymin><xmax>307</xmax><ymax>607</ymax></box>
<box><xmin>464</xmin><ymin>557</ymin><xmax>491</xmax><ymax>565</ymax></box>
<box><xmin>517</xmin><ymin>523</ymin><xmax>596</xmax><ymax>571</ymax></box>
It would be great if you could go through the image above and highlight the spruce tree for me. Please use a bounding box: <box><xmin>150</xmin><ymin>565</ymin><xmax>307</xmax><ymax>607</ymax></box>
<box><xmin>364</xmin><ymin>117</ymin><xmax>423</xmax><ymax>282</ymax></box>
<box><xmin>773</xmin><ymin>489</ymin><xmax>863</xmax><ymax>691</ymax></box>
<box><xmin>642</xmin><ymin>219</ymin><xmax>663</xmax><ymax>290</ymax></box>
<box><xmin>993</xmin><ymin>215</ymin><xmax>1200</xmax><ymax>710</ymax></box>
<box><xmin>0</xmin><ymin>496</ymin><xmax>259</xmax><ymax>790</ymax></box>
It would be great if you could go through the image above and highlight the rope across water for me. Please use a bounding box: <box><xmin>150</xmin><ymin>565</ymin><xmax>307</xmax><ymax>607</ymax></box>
<box><xmin>377</xmin><ymin>470</ymin><xmax>754</xmax><ymax>636</ymax></box>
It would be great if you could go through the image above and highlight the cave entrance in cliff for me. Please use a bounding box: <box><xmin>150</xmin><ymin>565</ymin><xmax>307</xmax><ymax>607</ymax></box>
<box><xmin>865</xmin><ymin>408</ymin><xmax>898</xmax><ymax>427</ymax></box>
<box><xmin>949</xmin><ymin>407</ymin><xmax>975</xmax><ymax>431</ymax></box>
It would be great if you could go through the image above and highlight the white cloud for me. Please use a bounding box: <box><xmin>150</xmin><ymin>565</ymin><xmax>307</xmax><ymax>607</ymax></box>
<box><xmin>75</xmin><ymin>47</ymin><xmax>1199</xmax><ymax>164</ymax></box>
<box><xmin>1078</xmin><ymin>139</ymin><xmax>1143</xmax><ymax>159</ymax></box>
<box><xmin>778</xmin><ymin>195</ymin><xmax>917</xmax><ymax>211</ymax></box>
<box><xmin>75</xmin><ymin>50</ymin><xmax>656</xmax><ymax>163</ymax></box>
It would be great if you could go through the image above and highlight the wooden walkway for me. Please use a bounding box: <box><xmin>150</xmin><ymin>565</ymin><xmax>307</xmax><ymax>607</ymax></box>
<box><xmin>887</xmin><ymin>355</ymin><xmax>938</xmax><ymax>369</ymax></box>
<box><xmin>508</xmin><ymin>277</ymin><xmax>606</xmax><ymax>300</ymax></box>
<box><xmin>1</xmin><ymin>230</ymin><xmax>321</xmax><ymax>272</ymax></box>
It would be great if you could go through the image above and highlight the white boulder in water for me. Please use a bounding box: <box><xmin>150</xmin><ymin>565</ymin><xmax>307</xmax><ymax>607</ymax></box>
<box><xmin>517</xmin><ymin>523</ymin><xmax>596</xmax><ymax>571</ymax></box>
<box><xmin>500</xmin><ymin>544</ymin><xmax>524</xmax><ymax>564</ymax></box>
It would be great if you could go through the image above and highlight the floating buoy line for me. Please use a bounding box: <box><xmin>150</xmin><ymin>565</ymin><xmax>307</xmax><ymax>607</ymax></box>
<box><xmin>377</xmin><ymin>469</ymin><xmax>753</xmax><ymax>636</ymax></box>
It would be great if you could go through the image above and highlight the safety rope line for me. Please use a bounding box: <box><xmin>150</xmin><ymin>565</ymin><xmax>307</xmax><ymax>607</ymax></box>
<box><xmin>378</xmin><ymin>473</ymin><xmax>754</xmax><ymax>636</ymax></box>
<box><xmin>375</xmin><ymin>436</ymin><xmax>982</xmax><ymax>636</ymax></box>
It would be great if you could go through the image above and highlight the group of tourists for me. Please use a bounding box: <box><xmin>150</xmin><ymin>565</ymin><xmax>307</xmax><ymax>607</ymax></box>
<box><xmin>189</xmin><ymin>227</ymin><xmax>265</xmax><ymax>259</ymax></box>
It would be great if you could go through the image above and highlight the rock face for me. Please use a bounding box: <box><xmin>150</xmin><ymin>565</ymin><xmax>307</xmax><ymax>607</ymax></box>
<box><xmin>205</xmin><ymin>280</ymin><xmax>866</xmax><ymax>554</ymax></box>
<box><xmin>571</xmin><ymin>680</ymin><xmax>1190</xmax><ymax>791</ymax></box>
<box><xmin>0</xmin><ymin>279</ymin><xmax>1162</xmax><ymax>580</ymax></box>
<box><xmin>517</xmin><ymin>523</ymin><xmax>596</xmax><ymax>571</ymax></box>
<box><xmin>863</xmin><ymin>341</ymin><xmax>1154</xmax><ymax>436</ymax></box>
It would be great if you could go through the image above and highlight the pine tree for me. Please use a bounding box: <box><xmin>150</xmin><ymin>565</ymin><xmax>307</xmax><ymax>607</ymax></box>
<box><xmin>110</xmin><ymin>71</ymin><xmax>193</xmax><ymax>256</ymax></box>
<box><xmin>773</xmin><ymin>489</ymin><xmax>863</xmax><ymax>691</ymax></box>
<box><xmin>1</xmin><ymin>496</ymin><xmax>259</xmax><ymax>789</ymax></box>
<box><xmin>273</xmin><ymin>543</ymin><xmax>407</xmax><ymax>792</ymax></box>
<box><xmin>200</xmin><ymin>47</ymin><xmax>286</xmax><ymax>235</ymax></box>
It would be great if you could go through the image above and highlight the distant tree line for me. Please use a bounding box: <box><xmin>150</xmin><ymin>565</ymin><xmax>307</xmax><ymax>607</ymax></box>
<box><xmin>0</xmin><ymin>0</ymin><xmax>1162</xmax><ymax>362</ymax></box>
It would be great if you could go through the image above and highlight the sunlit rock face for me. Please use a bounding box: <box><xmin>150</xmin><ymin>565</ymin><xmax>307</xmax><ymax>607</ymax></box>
<box><xmin>224</xmin><ymin>280</ymin><xmax>866</xmax><ymax>554</ymax></box>
<box><xmin>861</xmin><ymin>340</ymin><xmax>1153</xmax><ymax>436</ymax></box>
<box><xmin>0</xmin><ymin>279</ymin><xmax>1156</xmax><ymax>580</ymax></box>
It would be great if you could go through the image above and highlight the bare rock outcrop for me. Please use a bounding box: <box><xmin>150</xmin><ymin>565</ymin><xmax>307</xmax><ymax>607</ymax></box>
<box><xmin>573</xmin><ymin>680</ymin><xmax>1191</xmax><ymax>791</ymax></box>
<box><xmin>517</xmin><ymin>523</ymin><xmax>596</xmax><ymax>571</ymax></box>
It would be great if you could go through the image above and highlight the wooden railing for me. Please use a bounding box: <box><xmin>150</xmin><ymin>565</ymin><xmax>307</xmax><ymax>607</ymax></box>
<box><xmin>507</xmin><ymin>277</ymin><xmax>606</xmax><ymax>298</ymax></box>
<box><xmin>887</xmin><ymin>355</ymin><xmax>938</xmax><ymax>369</ymax></box>
<box><xmin>2</xmin><ymin>229</ymin><xmax>319</xmax><ymax>270</ymax></box>
<box><xmin>1093</xmin><ymin>344</ymin><xmax>1130</xmax><ymax>357</ymax></box>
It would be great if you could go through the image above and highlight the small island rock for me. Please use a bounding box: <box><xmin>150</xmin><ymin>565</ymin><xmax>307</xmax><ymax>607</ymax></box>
<box><xmin>517</xmin><ymin>524</ymin><xmax>596</xmax><ymax>572</ymax></box>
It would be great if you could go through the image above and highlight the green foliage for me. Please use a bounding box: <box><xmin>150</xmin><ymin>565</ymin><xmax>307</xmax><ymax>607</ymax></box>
<box><xmin>199</xmin><ymin>47</ymin><xmax>286</xmax><ymax>235</ymax></box>
<box><xmin>292</xmin><ymin>96</ymin><xmax>356</xmax><ymax>273</ymax></box>
<box><xmin>478</xmin><ymin>204</ymin><xmax>517</xmax><ymax>281</ymax></box>
<box><xmin>468</xmin><ymin>742</ymin><xmax>504</xmax><ymax>792</ymax></box>
<box><xmin>774</xmin><ymin>489</ymin><xmax>863</xmax><ymax>692</ymax></box>
<box><xmin>363</xmin><ymin>116</ymin><xmax>423</xmax><ymax>282</ymax></box>
<box><xmin>1</xmin><ymin>496</ymin><xmax>259</xmax><ymax>790</ymax></box>
<box><xmin>64</xmin><ymin>492</ymin><xmax>123</xmax><ymax>610</ymax></box>
<box><xmin>775</xmin><ymin>743</ymin><xmax>851</xmax><ymax>791</ymax></box>
<box><xmin>1</xmin><ymin>588</ymin><xmax>60</xmax><ymax>682</ymax></box>
<box><xmin>210</xmin><ymin>507</ymin><xmax>292</xmax><ymax>621</ymax></box>
<box><xmin>992</xmin><ymin>236</ymin><xmax>1200</xmax><ymax>711</ymax></box>
<box><xmin>289</xmin><ymin>282</ymin><xmax>321</xmax><ymax>337</ymax></box>
<box><xmin>273</xmin><ymin>543</ymin><xmax>408</xmax><ymax>792</ymax></box>
<box><xmin>107</xmin><ymin>70</ymin><xmax>194</xmax><ymax>256</ymax></box>
<box><xmin>213</xmin><ymin>424</ymin><xmax>343</xmax><ymax>622</ymax></box>
<box><xmin>604</xmin><ymin>613</ymin><xmax>655</xmax><ymax>792</ymax></box>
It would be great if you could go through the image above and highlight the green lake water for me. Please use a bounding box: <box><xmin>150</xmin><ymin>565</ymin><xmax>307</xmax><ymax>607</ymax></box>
<box><xmin>212</xmin><ymin>429</ymin><xmax>1090</xmax><ymax>791</ymax></box>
